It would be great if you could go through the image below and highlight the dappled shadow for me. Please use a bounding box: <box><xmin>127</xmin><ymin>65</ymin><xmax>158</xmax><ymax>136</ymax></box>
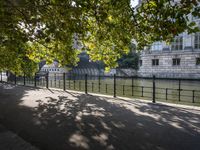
<box><xmin>0</xmin><ymin>83</ymin><xmax>200</xmax><ymax>150</ymax></box>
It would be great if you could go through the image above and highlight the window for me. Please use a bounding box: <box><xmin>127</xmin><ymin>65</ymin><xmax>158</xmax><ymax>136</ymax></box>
<box><xmin>152</xmin><ymin>59</ymin><xmax>159</xmax><ymax>66</ymax></box>
<box><xmin>194</xmin><ymin>32</ymin><xmax>200</xmax><ymax>49</ymax></box>
<box><xmin>139</xmin><ymin>60</ymin><xmax>142</xmax><ymax>66</ymax></box>
<box><xmin>171</xmin><ymin>37</ymin><xmax>183</xmax><ymax>51</ymax></box>
<box><xmin>172</xmin><ymin>58</ymin><xmax>180</xmax><ymax>66</ymax></box>
<box><xmin>192</xmin><ymin>15</ymin><xmax>200</xmax><ymax>20</ymax></box>
<box><xmin>151</xmin><ymin>42</ymin><xmax>162</xmax><ymax>51</ymax></box>
<box><xmin>196</xmin><ymin>58</ymin><xmax>200</xmax><ymax>65</ymax></box>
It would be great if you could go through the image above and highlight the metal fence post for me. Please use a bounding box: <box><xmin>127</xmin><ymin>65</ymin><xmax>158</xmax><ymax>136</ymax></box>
<box><xmin>79</xmin><ymin>81</ymin><xmax>81</xmax><ymax>90</ymax></box>
<box><xmin>141</xmin><ymin>86</ymin><xmax>144</xmax><ymax>97</ymax></box>
<box><xmin>98</xmin><ymin>75</ymin><xmax>101</xmax><ymax>92</ymax></box>
<box><xmin>123</xmin><ymin>85</ymin><xmax>125</xmax><ymax>95</ymax></box>
<box><xmin>0</xmin><ymin>72</ymin><xmax>2</xmax><ymax>82</ymax></box>
<box><xmin>166</xmin><ymin>88</ymin><xmax>168</xmax><ymax>100</ymax></box>
<box><xmin>73</xmin><ymin>78</ymin><xmax>75</xmax><ymax>90</ymax></box>
<box><xmin>132</xmin><ymin>76</ymin><xmax>134</xmax><ymax>96</ymax></box>
<box><xmin>192</xmin><ymin>90</ymin><xmax>195</xmax><ymax>103</ymax></box>
<box><xmin>85</xmin><ymin>74</ymin><xmax>88</xmax><ymax>94</ymax></box>
<box><xmin>54</xmin><ymin>73</ymin><xmax>56</xmax><ymax>87</ymax></box>
<box><xmin>178</xmin><ymin>79</ymin><xmax>181</xmax><ymax>101</ymax></box>
<box><xmin>114</xmin><ymin>74</ymin><xmax>116</xmax><ymax>97</ymax></box>
<box><xmin>23</xmin><ymin>72</ymin><xmax>26</xmax><ymax>85</ymax></box>
<box><xmin>92</xmin><ymin>82</ymin><xmax>94</xmax><ymax>92</ymax></box>
<box><xmin>152</xmin><ymin>75</ymin><xmax>156</xmax><ymax>103</ymax></box>
<box><xmin>14</xmin><ymin>72</ymin><xmax>17</xmax><ymax>85</ymax></box>
<box><xmin>63</xmin><ymin>73</ymin><xmax>66</xmax><ymax>91</ymax></box>
<box><xmin>34</xmin><ymin>73</ymin><xmax>37</xmax><ymax>87</ymax></box>
<box><xmin>69</xmin><ymin>74</ymin><xmax>71</xmax><ymax>89</ymax></box>
<box><xmin>46</xmin><ymin>73</ymin><xmax>49</xmax><ymax>89</ymax></box>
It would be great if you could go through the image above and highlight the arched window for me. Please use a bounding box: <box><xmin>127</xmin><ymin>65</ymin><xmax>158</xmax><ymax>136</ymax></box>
<box><xmin>151</xmin><ymin>42</ymin><xmax>162</xmax><ymax>51</ymax></box>
<box><xmin>171</xmin><ymin>37</ymin><xmax>183</xmax><ymax>51</ymax></box>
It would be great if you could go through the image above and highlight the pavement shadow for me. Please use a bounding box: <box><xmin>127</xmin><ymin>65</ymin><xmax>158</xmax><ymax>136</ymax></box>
<box><xmin>0</xmin><ymin>83</ymin><xmax>200</xmax><ymax>150</ymax></box>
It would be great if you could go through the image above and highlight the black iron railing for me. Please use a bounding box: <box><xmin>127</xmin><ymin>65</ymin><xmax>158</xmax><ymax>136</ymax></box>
<box><xmin>1</xmin><ymin>72</ymin><xmax>200</xmax><ymax>105</ymax></box>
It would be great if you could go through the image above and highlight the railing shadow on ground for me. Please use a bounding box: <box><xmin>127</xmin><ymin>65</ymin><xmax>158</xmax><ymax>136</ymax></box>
<box><xmin>0</xmin><ymin>83</ymin><xmax>200</xmax><ymax>150</ymax></box>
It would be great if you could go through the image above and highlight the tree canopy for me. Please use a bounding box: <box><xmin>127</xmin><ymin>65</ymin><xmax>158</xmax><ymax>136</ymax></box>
<box><xmin>0</xmin><ymin>0</ymin><xmax>199</xmax><ymax>73</ymax></box>
<box><xmin>117</xmin><ymin>52</ymin><xmax>139</xmax><ymax>69</ymax></box>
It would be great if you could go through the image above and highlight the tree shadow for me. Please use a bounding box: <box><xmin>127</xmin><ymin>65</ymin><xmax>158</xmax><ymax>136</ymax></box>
<box><xmin>0</xmin><ymin>83</ymin><xmax>200</xmax><ymax>150</ymax></box>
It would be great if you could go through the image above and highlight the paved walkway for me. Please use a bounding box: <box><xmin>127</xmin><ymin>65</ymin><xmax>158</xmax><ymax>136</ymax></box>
<box><xmin>0</xmin><ymin>124</ymin><xmax>38</xmax><ymax>150</ymax></box>
<box><xmin>0</xmin><ymin>83</ymin><xmax>200</xmax><ymax>150</ymax></box>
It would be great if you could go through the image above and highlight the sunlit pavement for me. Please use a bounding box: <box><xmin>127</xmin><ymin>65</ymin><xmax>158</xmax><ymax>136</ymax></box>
<box><xmin>0</xmin><ymin>83</ymin><xmax>200</xmax><ymax>150</ymax></box>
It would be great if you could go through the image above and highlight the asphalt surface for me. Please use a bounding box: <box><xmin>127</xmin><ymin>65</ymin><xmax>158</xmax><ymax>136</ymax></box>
<box><xmin>0</xmin><ymin>83</ymin><xmax>200</xmax><ymax>150</ymax></box>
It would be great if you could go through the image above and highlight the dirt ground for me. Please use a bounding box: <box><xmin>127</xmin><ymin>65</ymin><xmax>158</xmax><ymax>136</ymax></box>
<box><xmin>0</xmin><ymin>83</ymin><xmax>200</xmax><ymax>150</ymax></box>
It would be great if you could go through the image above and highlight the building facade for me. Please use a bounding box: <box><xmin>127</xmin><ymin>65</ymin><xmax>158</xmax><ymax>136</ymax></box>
<box><xmin>138</xmin><ymin>17</ymin><xmax>200</xmax><ymax>79</ymax></box>
<box><xmin>40</xmin><ymin>61</ymin><xmax>68</xmax><ymax>74</ymax></box>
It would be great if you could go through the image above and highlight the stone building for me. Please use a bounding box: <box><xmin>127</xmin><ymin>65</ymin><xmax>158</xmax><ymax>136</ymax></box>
<box><xmin>40</xmin><ymin>60</ymin><xmax>68</xmax><ymax>74</ymax></box>
<box><xmin>138</xmin><ymin>16</ymin><xmax>200</xmax><ymax>79</ymax></box>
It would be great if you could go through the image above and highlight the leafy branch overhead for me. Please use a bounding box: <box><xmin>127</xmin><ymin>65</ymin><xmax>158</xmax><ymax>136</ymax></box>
<box><xmin>0</xmin><ymin>0</ymin><xmax>199</xmax><ymax>72</ymax></box>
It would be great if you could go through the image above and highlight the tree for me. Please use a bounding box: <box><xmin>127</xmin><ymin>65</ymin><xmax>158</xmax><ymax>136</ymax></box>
<box><xmin>117</xmin><ymin>42</ymin><xmax>139</xmax><ymax>69</ymax></box>
<box><xmin>0</xmin><ymin>0</ymin><xmax>199</xmax><ymax>73</ymax></box>
<box><xmin>117</xmin><ymin>52</ymin><xmax>139</xmax><ymax>70</ymax></box>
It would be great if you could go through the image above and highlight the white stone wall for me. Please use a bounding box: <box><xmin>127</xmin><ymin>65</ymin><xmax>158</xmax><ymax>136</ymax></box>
<box><xmin>41</xmin><ymin>66</ymin><xmax>68</xmax><ymax>73</ymax></box>
<box><xmin>138</xmin><ymin>51</ymin><xmax>200</xmax><ymax>78</ymax></box>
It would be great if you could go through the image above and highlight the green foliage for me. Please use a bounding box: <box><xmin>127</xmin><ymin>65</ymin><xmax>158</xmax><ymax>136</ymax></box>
<box><xmin>0</xmin><ymin>0</ymin><xmax>199</xmax><ymax>72</ymax></box>
<box><xmin>134</xmin><ymin>0</ymin><xmax>200</xmax><ymax>49</ymax></box>
<box><xmin>117</xmin><ymin>52</ymin><xmax>139</xmax><ymax>70</ymax></box>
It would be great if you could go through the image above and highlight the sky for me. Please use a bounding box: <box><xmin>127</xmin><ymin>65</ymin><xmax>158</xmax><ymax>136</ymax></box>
<box><xmin>131</xmin><ymin>0</ymin><xmax>139</xmax><ymax>8</ymax></box>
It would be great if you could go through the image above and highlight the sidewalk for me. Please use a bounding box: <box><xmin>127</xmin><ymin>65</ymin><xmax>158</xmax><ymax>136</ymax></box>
<box><xmin>0</xmin><ymin>83</ymin><xmax>200</xmax><ymax>150</ymax></box>
<box><xmin>0</xmin><ymin>124</ymin><xmax>38</xmax><ymax>150</ymax></box>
